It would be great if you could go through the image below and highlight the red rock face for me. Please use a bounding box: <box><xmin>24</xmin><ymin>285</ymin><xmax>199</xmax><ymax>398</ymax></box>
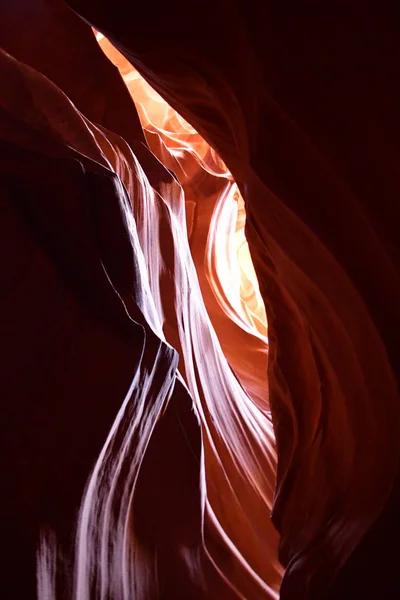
<box><xmin>1</xmin><ymin>1</ymin><xmax>400</xmax><ymax>599</ymax></box>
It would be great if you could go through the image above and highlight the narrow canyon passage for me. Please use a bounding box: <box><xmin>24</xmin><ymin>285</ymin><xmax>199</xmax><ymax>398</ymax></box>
<box><xmin>1</xmin><ymin>2</ymin><xmax>400</xmax><ymax>599</ymax></box>
<box><xmin>74</xmin><ymin>31</ymin><xmax>282</xmax><ymax>600</ymax></box>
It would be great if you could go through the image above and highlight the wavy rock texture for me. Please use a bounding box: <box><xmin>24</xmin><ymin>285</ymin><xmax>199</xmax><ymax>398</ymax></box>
<box><xmin>1</xmin><ymin>1</ymin><xmax>400</xmax><ymax>599</ymax></box>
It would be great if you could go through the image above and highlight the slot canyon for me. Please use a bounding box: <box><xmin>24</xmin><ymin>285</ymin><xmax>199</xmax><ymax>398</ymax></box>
<box><xmin>1</xmin><ymin>2</ymin><xmax>399</xmax><ymax>599</ymax></box>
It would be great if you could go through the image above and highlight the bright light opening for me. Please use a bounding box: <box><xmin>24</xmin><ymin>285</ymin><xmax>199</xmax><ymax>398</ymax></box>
<box><xmin>95</xmin><ymin>33</ymin><xmax>268</xmax><ymax>345</ymax></box>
